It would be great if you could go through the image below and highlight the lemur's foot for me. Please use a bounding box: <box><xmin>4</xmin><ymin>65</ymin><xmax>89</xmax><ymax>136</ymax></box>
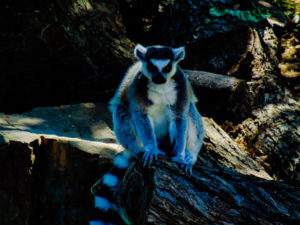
<box><xmin>171</xmin><ymin>155</ymin><xmax>185</xmax><ymax>164</ymax></box>
<box><xmin>181</xmin><ymin>163</ymin><xmax>193</xmax><ymax>174</ymax></box>
<box><xmin>172</xmin><ymin>152</ymin><xmax>194</xmax><ymax>174</ymax></box>
<box><xmin>142</xmin><ymin>148</ymin><xmax>165</xmax><ymax>166</ymax></box>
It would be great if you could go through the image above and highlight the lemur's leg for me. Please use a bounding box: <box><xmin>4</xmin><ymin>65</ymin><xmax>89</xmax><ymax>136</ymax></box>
<box><xmin>184</xmin><ymin>103</ymin><xmax>205</xmax><ymax>173</ymax></box>
<box><xmin>131</xmin><ymin>108</ymin><xmax>165</xmax><ymax>166</ymax></box>
<box><xmin>170</xmin><ymin>104</ymin><xmax>204</xmax><ymax>173</ymax></box>
<box><xmin>112</xmin><ymin>104</ymin><xmax>142</xmax><ymax>154</ymax></box>
<box><xmin>169</xmin><ymin>112</ymin><xmax>188</xmax><ymax>164</ymax></box>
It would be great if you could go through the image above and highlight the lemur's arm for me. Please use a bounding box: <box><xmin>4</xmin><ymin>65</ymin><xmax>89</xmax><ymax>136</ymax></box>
<box><xmin>170</xmin><ymin>68</ymin><xmax>190</xmax><ymax>160</ymax></box>
<box><xmin>129</xmin><ymin>77</ymin><xmax>165</xmax><ymax>165</ymax></box>
<box><xmin>131</xmin><ymin>108</ymin><xmax>157</xmax><ymax>150</ymax></box>
<box><xmin>131</xmin><ymin>107</ymin><xmax>165</xmax><ymax>165</ymax></box>
<box><xmin>169</xmin><ymin>112</ymin><xmax>188</xmax><ymax>158</ymax></box>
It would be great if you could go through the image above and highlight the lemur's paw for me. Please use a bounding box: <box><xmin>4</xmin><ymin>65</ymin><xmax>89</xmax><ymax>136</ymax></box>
<box><xmin>172</xmin><ymin>155</ymin><xmax>194</xmax><ymax>174</ymax></box>
<box><xmin>142</xmin><ymin>148</ymin><xmax>165</xmax><ymax>167</ymax></box>
<box><xmin>171</xmin><ymin>155</ymin><xmax>185</xmax><ymax>165</ymax></box>
<box><xmin>181</xmin><ymin>163</ymin><xmax>193</xmax><ymax>174</ymax></box>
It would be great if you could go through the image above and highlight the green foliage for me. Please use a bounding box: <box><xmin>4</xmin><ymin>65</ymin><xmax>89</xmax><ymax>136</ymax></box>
<box><xmin>269</xmin><ymin>0</ymin><xmax>300</xmax><ymax>24</ymax></box>
<box><xmin>210</xmin><ymin>1</ymin><xmax>300</xmax><ymax>26</ymax></box>
<box><xmin>269</xmin><ymin>0</ymin><xmax>300</xmax><ymax>33</ymax></box>
<box><xmin>209</xmin><ymin>6</ymin><xmax>271</xmax><ymax>23</ymax></box>
<box><xmin>294</xmin><ymin>13</ymin><xmax>300</xmax><ymax>23</ymax></box>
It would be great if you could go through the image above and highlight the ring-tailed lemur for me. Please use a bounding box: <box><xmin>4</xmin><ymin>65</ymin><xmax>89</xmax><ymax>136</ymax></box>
<box><xmin>90</xmin><ymin>44</ymin><xmax>205</xmax><ymax>225</ymax></box>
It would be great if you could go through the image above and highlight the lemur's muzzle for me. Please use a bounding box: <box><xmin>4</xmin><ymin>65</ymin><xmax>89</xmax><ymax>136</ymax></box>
<box><xmin>152</xmin><ymin>73</ymin><xmax>166</xmax><ymax>84</ymax></box>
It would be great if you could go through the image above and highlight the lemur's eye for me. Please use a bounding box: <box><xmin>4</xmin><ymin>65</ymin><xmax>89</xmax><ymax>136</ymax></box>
<box><xmin>147</xmin><ymin>62</ymin><xmax>158</xmax><ymax>73</ymax></box>
<box><xmin>163</xmin><ymin>62</ymin><xmax>172</xmax><ymax>73</ymax></box>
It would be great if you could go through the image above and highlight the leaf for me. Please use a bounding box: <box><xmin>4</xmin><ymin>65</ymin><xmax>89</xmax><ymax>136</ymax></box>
<box><xmin>209</xmin><ymin>7</ymin><xmax>226</xmax><ymax>17</ymax></box>
<box><xmin>293</xmin><ymin>14</ymin><xmax>300</xmax><ymax>23</ymax></box>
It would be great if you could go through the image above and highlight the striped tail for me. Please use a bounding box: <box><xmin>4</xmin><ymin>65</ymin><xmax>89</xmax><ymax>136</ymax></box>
<box><xmin>89</xmin><ymin>151</ymin><xmax>133</xmax><ymax>225</ymax></box>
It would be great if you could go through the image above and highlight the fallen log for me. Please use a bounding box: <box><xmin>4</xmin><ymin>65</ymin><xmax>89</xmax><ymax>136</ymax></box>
<box><xmin>185</xmin><ymin>70</ymin><xmax>251</xmax><ymax>122</ymax></box>
<box><xmin>91</xmin><ymin>118</ymin><xmax>300</xmax><ymax>225</ymax></box>
<box><xmin>119</xmin><ymin>157</ymin><xmax>300</xmax><ymax>225</ymax></box>
<box><xmin>196</xmin><ymin>118</ymin><xmax>270</xmax><ymax>179</ymax></box>
<box><xmin>185</xmin><ymin>70</ymin><xmax>244</xmax><ymax>92</ymax></box>
<box><xmin>116</xmin><ymin>118</ymin><xmax>299</xmax><ymax>224</ymax></box>
<box><xmin>233</xmin><ymin>101</ymin><xmax>300</xmax><ymax>182</ymax></box>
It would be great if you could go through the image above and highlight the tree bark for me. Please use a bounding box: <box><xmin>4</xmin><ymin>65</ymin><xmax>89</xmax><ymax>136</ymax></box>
<box><xmin>89</xmin><ymin>117</ymin><xmax>299</xmax><ymax>225</ymax></box>
<box><xmin>116</xmin><ymin>117</ymin><xmax>300</xmax><ymax>224</ymax></box>
<box><xmin>232</xmin><ymin>101</ymin><xmax>300</xmax><ymax>182</ymax></box>
<box><xmin>185</xmin><ymin>70</ymin><xmax>251</xmax><ymax>121</ymax></box>
<box><xmin>120</xmin><ymin>157</ymin><xmax>300</xmax><ymax>225</ymax></box>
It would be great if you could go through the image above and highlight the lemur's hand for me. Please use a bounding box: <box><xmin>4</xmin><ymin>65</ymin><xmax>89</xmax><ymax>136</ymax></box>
<box><xmin>142</xmin><ymin>146</ymin><xmax>165</xmax><ymax>166</ymax></box>
<box><xmin>172</xmin><ymin>151</ymin><xmax>194</xmax><ymax>174</ymax></box>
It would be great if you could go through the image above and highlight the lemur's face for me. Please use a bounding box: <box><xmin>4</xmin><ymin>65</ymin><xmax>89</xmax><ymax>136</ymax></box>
<box><xmin>134</xmin><ymin>44</ymin><xmax>185</xmax><ymax>84</ymax></box>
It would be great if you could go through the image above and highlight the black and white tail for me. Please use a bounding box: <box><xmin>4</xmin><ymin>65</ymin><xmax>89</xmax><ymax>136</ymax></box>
<box><xmin>89</xmin><ymin>151</ymin><xmax>133</xmax><ymax>225</ymax></box>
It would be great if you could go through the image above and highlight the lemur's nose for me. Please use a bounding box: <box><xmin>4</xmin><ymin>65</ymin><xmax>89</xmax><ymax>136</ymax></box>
<box><xmin>152</xmin><ymin>73</ymin><xmax>166</xmax><ymax>84</ymax></box>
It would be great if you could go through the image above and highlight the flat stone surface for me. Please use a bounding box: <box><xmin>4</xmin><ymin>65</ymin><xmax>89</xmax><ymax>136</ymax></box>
<box><xmin>0</xmin><ymin>102</ymin><xmax>122</xmax><ymax>154</ymax></box>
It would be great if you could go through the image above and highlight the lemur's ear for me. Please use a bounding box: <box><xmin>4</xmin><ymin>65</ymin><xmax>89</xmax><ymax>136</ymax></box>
<box><xmin>173</xmin><ymin>46</ymin><xmax>185</xmax><ymax>62</ymax></box>
<box><xmin>134</xmin><ymin>44</ymin><xmax>147</xmax><ymax>61</ymax></box>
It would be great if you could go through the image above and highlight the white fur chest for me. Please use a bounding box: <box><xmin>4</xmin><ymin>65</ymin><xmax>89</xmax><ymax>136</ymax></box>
<box><xmin>148</xmin><ymin>80</ymin><xmax>177</xmax><ymax>106</ymax></box>
<box><xmin>147</xmin><ymin>80</ymin><xmax>177</xmax><ymax>139</ymax></box>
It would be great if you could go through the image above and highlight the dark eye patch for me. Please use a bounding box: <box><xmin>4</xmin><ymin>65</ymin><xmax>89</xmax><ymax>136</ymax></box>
<box><xmin>147</xmin><ymin>62</ymin><xmax>158</xmax><ymax>73</ymax></box>
<box><xmin>162</xmin><ymin>62</ymin><xmax>172</xmax><ymax>73</ymax></box>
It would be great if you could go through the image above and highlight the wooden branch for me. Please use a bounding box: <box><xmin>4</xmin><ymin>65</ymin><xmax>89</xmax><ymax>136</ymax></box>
<box><xmin>116</xmin><ymin>118</ymin><xmax>299</xmax><ymax>224</ymax></box>
<box><xmin>185</xmin><ymin>70</ymin><xmax>244</xmax><ymax>92</ymax></box>
<box><xmin>197</xmin><ymin>118</ymin><xmax>271</xmax><ymax>179</ymax></box>
<box><xmin>89</xmin><ymin>117</ymin><xmax>300</xmax><ymax>224</ymax></box>
<box><xmin>184</xmin><ymin>70</ymin><xmax>251</xmax><ymax>121</ymax></box>
<box><xmin>233</xmin><ymin>101</ymin><xmax>300</xmax><ymax>182</ymax></box>
<box><xmin>119</xmin><ymin>158</ymin><xmax>300</xmax><ymax>225</ymax></box>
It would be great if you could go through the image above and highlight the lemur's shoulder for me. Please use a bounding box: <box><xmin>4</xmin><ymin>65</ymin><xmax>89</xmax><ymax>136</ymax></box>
<box><xmin>109</xmin><ymin>61</ymin><xmax>152</xmax><ymax>110</ymax></box>
<box><xmin>179</xmin><ymin>66</ymin><xmax>198</xmax><ymax>103</ymax></box>
<box><xmin>186</xmin><ymin>78</ymin><xmax>198</xmax><ymax>103</ymax></box>
<box><xmin>109</xmin><ymin>62</ymin><xmax>142</xmax><ymax>109</ymax></box>
<box><xmin>173</xmin><ymin>66</ymin><xmax>198</xmax><ymax>105</ymax></box>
